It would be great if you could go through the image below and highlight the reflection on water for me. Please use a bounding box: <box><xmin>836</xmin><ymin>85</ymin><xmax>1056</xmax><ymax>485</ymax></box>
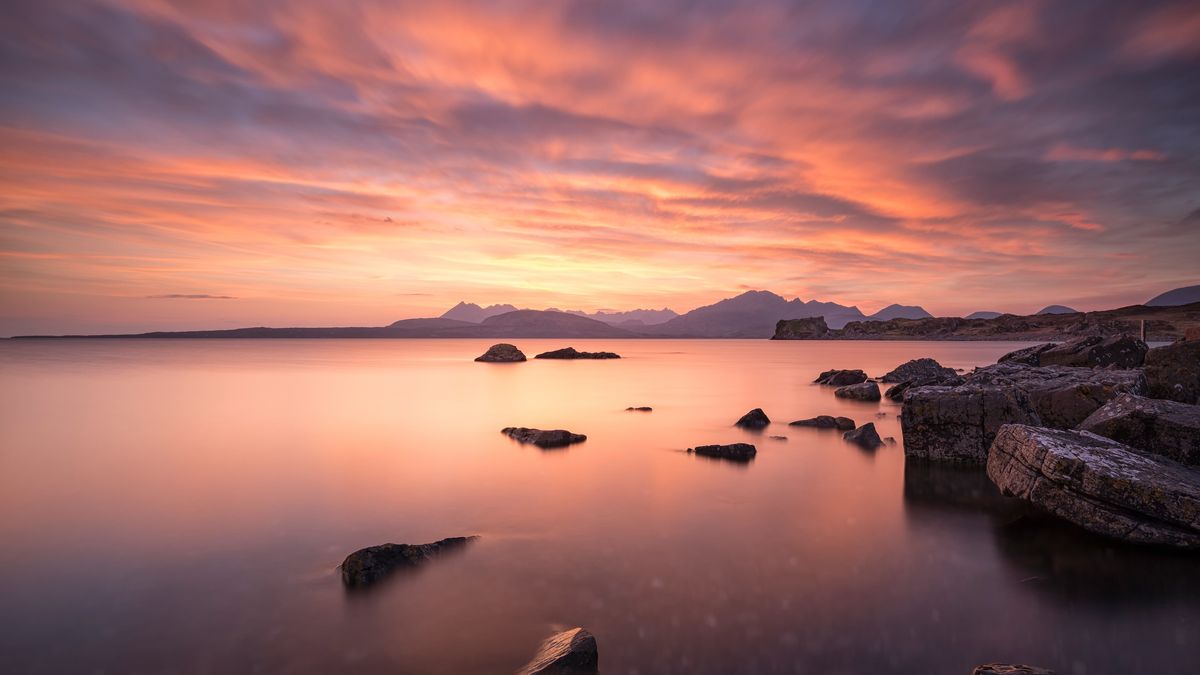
<box><xmin>0</xmin><ymin>339</ymin><xmax>1196</xmax><ymax>674</ymax></box>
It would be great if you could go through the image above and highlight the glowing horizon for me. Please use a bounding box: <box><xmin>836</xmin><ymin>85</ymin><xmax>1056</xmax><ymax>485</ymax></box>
<box><xmin>2</xmin><ymin>0</ymin><xmax>1198</xmax><ymax>335</ymax></box>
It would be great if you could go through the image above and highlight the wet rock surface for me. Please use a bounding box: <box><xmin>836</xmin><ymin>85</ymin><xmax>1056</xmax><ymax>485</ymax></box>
<box><xmin>518</xmin><ymin>627</ymin><xmax>599</xmax><ymax>675</ymax></box>
<box><xmin>534</xmin><ymin>347</ymin><xmax>620</xmax><ymax>359</ymax></box>
<box><xmin>1078</xmin><ymin>393</ymin><xmax>1200</xmax><ymax>466</ymax></box>
<box><xmin>1144</xmin><ymin>338</ymin><xmax>1200</xmax><ymax>404</ymax></box>
<box><xmin>734</xmin><ymin>408</ymin><xmax>770</xmax><ymax>428</ymax></box>
<box><xmin>843</xmin><ymin>422</ymin><xmax>883</xmax><ymax>449</ymax></box>
<box><xmin>814</xmin><ymin>369</ymin><xmax>868</xmax><ymax>386</ymax></box>
<box><xmin>884</xmin><ymin>371</ymin><xmax>965</xmax><ymax>402</ymax></box>
<box><xmin>789</xmin><ymin>415</ymin><xmax>856</xmax><ymax>430</ymax></box>
<box><xmin>502</xmin><ymin>427</ymin><xmax>587</xmax><ymax>448</ymax></box>
<box><xmin>339</xmin><ymin>536</ymin><xmax>477</xmax><ymax>587</ymax></box>
<box><xmin>688</xmin><ymin>443</ymin><xmax>757</xmax><ymax>461</ymax></box>
<box><xmin>881</xmin><ymin>357</ymin><xmax>957</xmax><ymax>383</ymax></box>
<box><xmin>986</xmin><ymin>424</ymin><xmax>1200</xmax><ymax>548</ymax></box>
<box><xmin>475</xmin><ymin>343</ymin><xmax>527</xmax><ymax>362</ymax></box>
<box><xmin>834</xmin><ymin>381</ymin><xmax>881</xmax><ymax>401</ymax></box>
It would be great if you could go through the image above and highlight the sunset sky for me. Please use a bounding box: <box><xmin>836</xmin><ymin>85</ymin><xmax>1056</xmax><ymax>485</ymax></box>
<box><xmin>2</xmin><ymin>0</ymin><xmax>1198</xmax><ymax>335</ymax></box>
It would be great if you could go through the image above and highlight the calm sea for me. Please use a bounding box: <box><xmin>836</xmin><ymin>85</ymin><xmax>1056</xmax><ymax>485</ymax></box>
<box><xmin>0</xmin><ymin>339</ymin><xmax>1195</xmax><ymax>674</ymax></box>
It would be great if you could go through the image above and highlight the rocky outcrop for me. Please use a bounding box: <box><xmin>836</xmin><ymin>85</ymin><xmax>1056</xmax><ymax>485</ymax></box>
<box><xmin>789</xmin><ymin>415</ymin><xmax>855</xmax><ymax>430</ymax></box>
<box><xmin>534</xmin><ymin>347</ymin><xmax>620</xmax><ymax>359</ymax></box>
<box><xmin>901</xmin><ymin>363</ymin><xmax>1145</xmax><ymax>463</ymax></box>
<box><xmin>998</xmin><ymin>343</ymin><xmax>1056</xmax><ymax>366</ymax></box>
<box><xmin>475</xmin><ymin>343</ymin><xmax>527</xmax><ymax>362</ymax></box>
<box><xmin>814</xmin><ymin>369</ymin><xmax>868</xmax><ymax>386</ymax></box>
<box><xmin>843</xmin><ymin>422</ymin><xmax>883</xmax><ymax>449</ymax></box>
<box><xmin>884</xmin><ymin>372</ymin><xmax>964</xmax><ymax>402</ymax></box>
<box><xmin>998</xmin><ymin>335</ymin><xmax>1147</xmax><ymax>368</ymax></box>
<box><xmin>972</xmin><ymin>665</ymin><xmax>1055</xmax><ymax>675</ymax></box>
<box><xmin>735</xmin><ymin>408</ymin><xmax>770</xmax><ymax>428</ymax></box>
<box><xmin>1078</xmin><ymin>394</ymin><xmax>1200</xmax><ymax>466</ymax></box>
<box><xmin>881</xmin><ymin>358</ymin><xmax>957</xmax><ymax>383</ymax></box>
<box><xmin>519</xmin><ymin>627</ymin><xmax>599</xmax><ymax>674</ymax></box>
<box><xmin>771</xmin><ymin>317</ymin><xmax>830</xmax><ymax>339</ymax></box>
<box><xmin>1144</xmin><ymin>339</ymin><xmax>1200</xmax><ymax>404</ymax></box>
<box><xmin>625</xmin><ymin>406</ymin><xmax>653</xmax><ymax>412</ymax></box>
<box><xmin>339</xmin><ymin>536</ymin><xmax>477</xmax><ymax>587</ymax></box>
<box><xmin>834</xmin><ymin>381</ymin><xmax>881</xmax><ymax>401</ymax></box>
<box><xmin>502</xmin><ymin>427</ymin><xmax>587</xmax><ymax>448</ymax></box>
<box><xmin>987</xmin><ymin>424</ymin><xmax>1200</xmax><ymax>548</ymax></box>
<box><xmin>688</xmin><ymin>443</ymin><xmax>757</xmax><ymax>461</ymax></box>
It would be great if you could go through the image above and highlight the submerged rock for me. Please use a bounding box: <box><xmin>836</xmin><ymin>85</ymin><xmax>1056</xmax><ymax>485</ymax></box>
<box><xmin>475</xmin><ymin>343</ymin><xmax>527</xmax><ymax>362</ymax></box>
<box><xmin>987</xmin><ymin>424</ymin><xmax>1200</xmax><ymax>548</ymax></box>
<box><xmin>689</xmin><ymin>443</ymin><xmax>757</xmax><ymax>461</ymax></box>
<box><xmin>769</xmin><ymin>435</ymin><xmax>788</xmax><ymax>440</ymax></box>
<box><xmin>625</xmin><ymin>406</ymin><xmax>653</xmax><ymax>412</ymax></box>
<box><xmin>735</xmin><ymin>408</ymin><xmax>771</xmax><ymax>428</ymax></box>
<box><xmin>834</xmin><ymin>381</ymin><xmax>881</xmax><ymax>401</ymax></box>
<box><xmin>998</xmin><ymin>335</ymin><xmax>1147</xmax><ymax>368</ymax></box>
<box><xmin>843</xmin><ymin>422</ymin><xmax>883</xmax><ymax>449</ymax></box>
<box><xmin>1078</xmin><ymin>393</ymin><xmax>1200</xmax><ymax>466</ymax></box>
<box><xmin>814</xmin><ymin>369</ymin><xmax>868</xmax><ymax>386</ymax></box>
<box><xmin>1144</xmin><ymin>339</ymin><xmax>1200</xmax><ymax>404</ymax></box>
<box><xmin>340</xmin><ymin>536</ymin><xmax>477</xmax><ymax>587</ymax></box>
<box><xmin>972</xmin><ymin>665</ymin><xmax>1056</xmax><ymax>675</ymax></box>
<box><xmin>502</xmin><ymin>427</ymin><xmax>587</xmax><ymax>448</ymax></box>
<box><xmin>881</xmin><ymin>357</ymin><xmax>957</xmax><ymax>383</ymax></box>
<box><xmin>519</xmin><ymin>627</ymin><xmax>599</xmax><ymax>675</ymax></box>
<box><xmin>789</xmin><ymin>415</ymin><xmax>856</xmax><ymax>431</ymax></box>
<box><xmin>534</xmin><ymin>347</ymin><xmax>620</xmax><ymax>360</ymax></box>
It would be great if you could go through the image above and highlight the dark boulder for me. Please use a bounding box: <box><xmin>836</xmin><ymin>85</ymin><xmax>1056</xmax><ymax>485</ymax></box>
<box><xmin>843</xmin><ymin>422</ymin><xmax>883</xmax><ymax>449</ymax></box>
<box><xmin>988</xmin><ymin>424</ymin><xmax>1200</xmax><ymax>548</ymax></box>
<box><xmin>789</xmin><ymin>415</ymin><xmax>855</xmax><ymax>431</ymax></box>
<box><xmin>502</xmin><ymin>427</ymin><xmax>587</xmax><ymax>448</ymax></box>
<box><xmin>998</xmin><ymin>343</ymin><xmax>1056</xmax><ymax>366</ymax></box>
<box><xmin>475</xmin><ymin>343</ymin><xmax>526</xmax><ymax>362</ymax></box>
<box><xmin>339</xmin><ymin>536</ymin><xmax>477</xmax><ymax>587</ymax></box>
<box><xmin>1078</xmin><ymin>394</ymin><xmax>1200</xmax><ymax>466</ymax></box>
<box><xmin>519</xmin><ymin>627</ymin><xmax>599</xmax><ymax>674</ymax></box>
<box><xmin>972</xmin><ymin>665</ymin><xmax>1056</xmax><ymax>675</ymax></box>
<box><xmin>771</xmin><ymin>317</ymin><xmax>830</xmax><ymax>339</ymax></box>
<box><xmin>735</xmin><ymin>408</ymin><xmax>770</xmax><ymax>428</ymax></box>
<box><xmin>814</xmin><ymin>369</ymin><xmax>868</xmax><ymax>386</ymax></box>
<box><xmin>998</xmin><ymin>335</ymin><xmax>1147</xmax><ymax>368</ymax></box>
<box><xmin>625</xmin><ymin>406</ymin><xmax>653</xmax><ymax>412</ymax></box>
<box><xmin>535</xmin><ymin>347</ymin><xmax>620</xmax><ymax>359</ymax></box>
<box><xmin>688</xmin><ymin>443</ymin><xmax>757</xmax><ymax>461</ymax></box>
<box><xmin>834</xmin><ymin>381</ymin><xmax>881</xmax><ymax>401</ymax></box>
<box><xmin>881</xmin><ymin>357</ymin><xmax>957</xmax><ymax>383</ymax></box>
<box><xmin>1144</xmin><ymin>339</ymin><xmax>1200</xmax><ymax>404</ymax></box>
<box><xmin>884</xmin><ymin>372</ymin><xmax>965</xmax><ymax>402</ymax></box>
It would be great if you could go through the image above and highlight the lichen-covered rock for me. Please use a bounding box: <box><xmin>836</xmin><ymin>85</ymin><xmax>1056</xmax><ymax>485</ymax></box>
<box><xmin>688</xmin><ymin>443</ymin><xmax>757</xmax><ymax>461</ymax></box>
<box><xmin>534</xmin><ymin>347</ymin><xmax>620</xmax><ymax>359</ymax></box>
<box><xmin>771</xmin><ymin>317</ymin><xmax>830</xmax><ymax>339</ymax></box>
<box><xmin>502</xmin><ymin>427</ymin><xmax>587</xmax><ymax>448</ymax></box>
<box><xmin>1144</xmin><ymin>339</ymin><xmax>1200</xmax><ymax>404</ymax></box>
<box><xmin>339</xmin><ymin>536</ymin><xmax>477</xmax><ymax>587</ymax></box>
<box><xmin>881</xmin><ymin>357</ymin><xmax>957</xmax><ymax>383</ymax></box>
<box><xmin>1078</xmin><ymin>393</ymin><xmax>1200</xmax><ymax>466</ymax></box>
<box><xmin>843</xmin><ymin>422</ymin><xmax>883</xmax><ymax>449</ymax></box>
<box><xmin>986</xmin><ymin>424</ymin><xmax>1200</xmax><ymax>548</ymax></box>
<box><xmin>834</xmin><ymin>381</ymin><xmax>881</xmax><ymax>401</ymax></box>
<box><xmin>813</xmin><ymin>369</ymin><xmax>867</xmax><ymax>386</ymax></box>
<box><xmin>475</xmin><ymin>343</ymin><xmax>527</xmax><ymax>362</ymax></box>
<box><xmin>900</xmin><ymin>363</ymin><xmax>1145</xmax><ymax>463</ymax></box>
<box><xmin>972</xmin><ymin>665</ymin><xmax>1056</xmax><ymax>675</ymax></box>
<box><xmin>789</xmin><ymin>415</ymin><xmax>856</xmax><ymax>430</ymax></box>
<box><xmin>519</xmin><ymin>627</ymin><xmax>598</xmax><ymax>674</ymax></box>
<box><xmin>998</xmin><ymin>335</ymin><xmax>1147</xmax><ymax>368</ymax></box>
<box><xmin>735</xmin><ymin>408</ymin><xmax>770</xmax><ymax>428</ymax></box>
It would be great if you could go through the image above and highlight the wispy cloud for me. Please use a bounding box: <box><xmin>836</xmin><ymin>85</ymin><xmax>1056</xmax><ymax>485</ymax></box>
<box><xmin>146</xmin><ymin>294</ymin><xmax>237</xmax><ymax>300</ymax></box>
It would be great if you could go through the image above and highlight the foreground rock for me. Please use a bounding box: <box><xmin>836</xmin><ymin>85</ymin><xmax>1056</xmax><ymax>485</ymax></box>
<box><xmin>834</xmin><ymin>381</ymin><xmax>881</xmax><ymax>401</ymax></box>
<box><xmin>901</xmin><ymin>363</ymin><xmax>1144</xmax><ymax>463</ymax></box>
<box><xmin>1078</xmin><ymin>394</ymin><xmax>1200</xmax><ymax>466</ymax></box>
<box><xmin>519</xmin><ymin>627</ymin><xmax>598</xmax><ymax>674</ymax></box>
<box><xmin>987</xmin><ymin>425</ymin><xmax>1200</xmax><ymax>548</ymax></box>
<box><xmin>340</xmin><ymin>537</ymin><xmax>477</xmax><ymax>587</ymax></box>
<box><xmin>881</xmin><ymin>358</ymin><xmax>957</xmax><ymax>383</ymax></box>
<box><xmin>884</xmin><ymin>371</ymin><xmax>964</xmax><ymax>402</ymax></box>
<box><xmin>734</xmin><ymin>408</ymin><xmax>770</xmax><ymax>428</ymax></box>
<box><xmin>814</xmin><ymin>369</ymin><xmax>867</xmax><ymax>386</ymax></box>
<box><xmin>843</xmin><ymin>422</ymin><xmax>883</xmax><ymax>449</ymax></box>
<box><xmin>998</xmin><ymin>334</ymin><xmax>1147</xmax><ymax>368</ymax></box>
<box><xmin>1144</xmin><ymin>338</ymin><xmax>1200</xmax><ymax>404</ymax></box>
<box><xmin>475</xmin><ymin>343</ymin><xmax>526</xmax><ymax>362</ymax></box>
<box><xmin>972</xmin><ymin>665</ymin><xmax>1056</xmax><ymax>675</ymax></box>
<box><xmin>502</xmin><ymin>427</ymin><xmax>587</xmax><ymax>448</ymax></box>
<box><xmin>789</xmin><ymin>415</ymin><xmax>855</xmax><ymax>430</ymax></box>
<box><xmin>688</xmin><ymin>443</ymin><xmax>757</xmax><ymax>461</ymax></box>
<box><xmin>534</xmin><ymin>347</ymin><xmax>620</xmax><ymax>359</ymax></box>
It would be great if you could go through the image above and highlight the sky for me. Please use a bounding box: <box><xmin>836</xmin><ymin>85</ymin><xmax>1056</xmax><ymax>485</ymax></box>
<box><xmin>1</xmin><ymin>0</ymin><xmax>1198</xmax><ymax>335</ymax></box>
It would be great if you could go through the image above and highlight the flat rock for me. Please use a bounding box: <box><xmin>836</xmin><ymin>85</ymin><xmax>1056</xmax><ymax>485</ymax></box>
<box><xmin>1078</xmin><ymin>393</ymin><xmax>1200</xmax><ymax>466</ymax></box>
<box><xmin>884</xmin><ymin>371</ymin><xmax>964</xmax><ymax>402</ymax></box>
<box><xmin>972</xmin><ymin>665</ymin><xmax>1056</xmax><ymax>675</ymax></box>
<box><xmin>625</xmin><ymin>406</ymin><xmax>653</xmax><ymax>412</ymax></box>
<box><xmin>789</xmin><ymin>415</ymin><xmax>855</xmax><ymax>430</ymax></box>
<box><xmin>735</xmin><ymin>408</ymin><xmax>770</xmax><ymax>428</ymax></box>
<box><xmin>986</xmin><ymin>424</ymin><xmax>1200</xmax><ymax>548</ymax></box>
<box><xmin>998</xmin><ymin>335</ymin><xmax>1147</xmax><ymax>368</ymax></box>
<box><xmin>1144</xmin><ymin>338</ymin><xmax>1200</xmax><ymax>404</ymax></box>
<box><xmin>503</xmin><ymin>427</ymin><xmax>587</xmax><ymax>448</ymax></box>
<box><xmin>519</xmin><ymin>627</ymin><xmax>599</xmax><ymax>674</ymax></box>
<box><xmin>901</xmin><ymin>363</ymin><xmax>1145</xmax><ymax>464</ymax></box>
<box><xmin>814</xmin><ymin>369</ymin><xmax>868</xmax><ymax>386</ymax></box>
<box><xmin>843</xmin><ymin>422</ymin><xmax>883</xmax><ymax>449</ymax></box>
<box><xmin>834</xmin><ymin>381</ymin><xmax>881</xmax><ymax>401</ymax></box>
<box><xmin>998</xmin><ymin>343</ymin><xmax>1056</xmax><ymax>366</ymax></box>
<box><xmin>881</xmin><ymin>357</ymin><xmax>957</xmax><ymax>383</ymax></box>
<box><xmin>475</xmin><ymin>343</ymin><xmax>527</xmax><ymax>362</ymax></box>
<box><xmin>689</xmin><ymin>443</ymin><xmax>757</xmax><ymax>461</ymax></box>
<box><xmin>339</xmin><ymin>536</ymin><xmax>477</xmax><ymax>587</ymax></box>
<box><xmin>534</xmin><ymin>347</ymin><xmax>620</xmax><ymax>360</ymax></box>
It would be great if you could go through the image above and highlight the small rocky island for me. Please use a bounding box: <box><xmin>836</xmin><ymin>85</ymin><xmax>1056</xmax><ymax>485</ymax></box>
<box><xmin>688</xmin><ymin>443</ymin><xmax>757</xmax><ymax>461</ymax></box>
<box><xmin>535</xmin><ymin>347</ymin><xmax>621</xmax><ymax>359</ymax></box>
<box><xmin>502</xmin><ymin>427</ymin><xmax>588</xmax><ymax>448</ymax></box>
<box><xmin>475</xmin><ymin>343</ymin><xmax>527</xmax><ymax>362</ymax></box>
<box><xmin>339</xmin><ymin>536</ymin><xmax>477</xmax><ymax>587</ymax></box>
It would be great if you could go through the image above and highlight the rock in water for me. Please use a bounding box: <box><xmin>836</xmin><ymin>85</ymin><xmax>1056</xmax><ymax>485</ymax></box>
<box><xmin>688</xmin><ymin>443</ymin><xmax>757</xmax><ymax>461</ymax></box>
<box><xmin>771</xmin><ymin>317</ymin><xmax>830</xmax><ymax>339</ymax></box>
<box><xmin>986</xmin><ymin>424</ymin><xmax>1200</xmax><ymax>548</ymax></box>
<box><xmin>625</xmin><ymin>406</ymin><xmax>653</xmax><ymax>412</ymax></box>
<box><xmin>881</xmin><ymin>358</ymin><xmax>957</xmax><ymax>383</ymax></box>
<box><xmin>901</xmin><ymin>363</ymin><xmax>1145</xmax><ymax>464</ymax></box>
<box><xmin>502</xmin><ymin>427</ymin><xmax>587</xmax><ymax>448</ymax></box>
<box><xmin>1144</xmin><ymin>339</ymin><xmax>1200</xmax><ymax>404</ymax></box>
<box><xmin>998</xmin><ymin>335</ymin><xmax>1147</xmax><ymax>368</ymax></box>
<box><xmin>735</xmin><ymin>408</ymin><xmax>770</xmax><ymax>428</ymax></box>
<box><xmin>1078</xmin><ymin>393</ymin><xmax>1200</xmax><ymax>466</ymax></box>
<box><xmin>972</xmin><ymin>665</ymin><xmax>1056</xmax><ymax>675</ymax></box>
<box><xmin>340</xmin><ymin>536</ymin><xmax>477</xmax><ymax>587</ymax></box>
<box><xmin>834</xmin><ymin>381</ymin><xmax>881</xmax><ymax>401</ymax></box>
<box><xmin>475</xmin><ymin>343</ymin><xmax>527</xmax><ymax>362</ymax></box>
<box><xmin>534</xmin><ymin>347</ymin><xmax>621</xmax><ymax>359</ymax></box>
<box><xmin>519</xmin><ymin>627</ymin><xmax>598</xmax><ymax>674</ymax></box>
<box><xmin>814</xmin><ymin>369</ymin><xmax>868</xmax><ymax>386</ymax></box>
<box><xmin>843</xmin><ymin>422</ymin><xmax>883</xmax><ymax>449</ymax></box>
<box><xmin>789</xmin><ymin>415</ymin><xmax>856</xmax><ymax>431</ymax></box>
